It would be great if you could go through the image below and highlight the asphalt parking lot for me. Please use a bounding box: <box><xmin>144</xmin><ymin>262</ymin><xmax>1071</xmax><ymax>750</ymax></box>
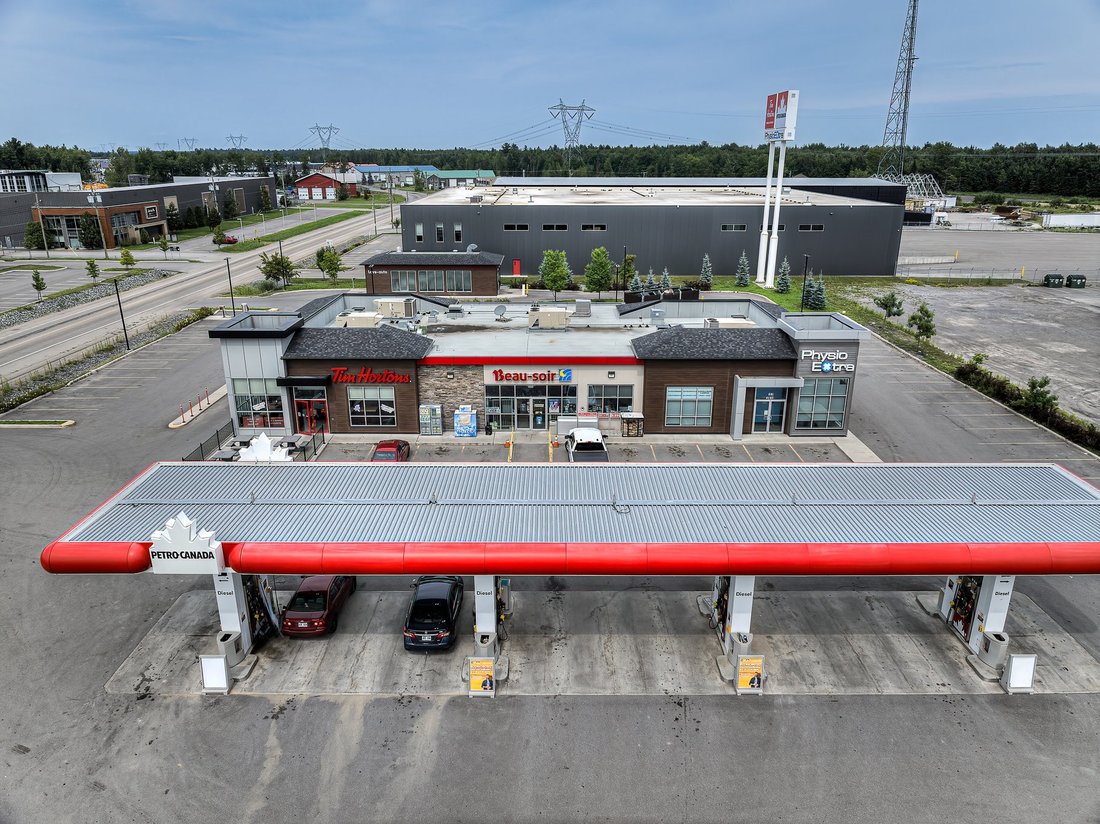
<box><xmin>2</xmin><ymin>281</ymin><xmax>1099</xmax><ymax>822</ymax></box>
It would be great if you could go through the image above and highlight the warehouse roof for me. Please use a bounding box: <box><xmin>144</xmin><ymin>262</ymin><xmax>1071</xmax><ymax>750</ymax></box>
<box><xmin>40</xmin><ymin>463</ymin><xmax>1100</xmax><ymax>576</ymax></box>
<box><xmin>631</xmin><ymin>327</ymin><xmax>798</xmax><ymax>360</ymax></box>
<box><xmin>283</xmin><ymin>326</ymin><xmax>433</xmax><ymax>360</ymax></box>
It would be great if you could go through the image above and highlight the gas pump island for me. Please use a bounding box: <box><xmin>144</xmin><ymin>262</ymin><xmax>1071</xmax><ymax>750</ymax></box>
<box><xmin>40</xmin><ymin>462</ymin><xmax>1100</xmax><ymax>696</ymax></box>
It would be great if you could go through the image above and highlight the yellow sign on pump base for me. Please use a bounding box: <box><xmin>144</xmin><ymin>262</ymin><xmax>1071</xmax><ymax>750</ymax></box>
<box><xmin>735</xmin><ymin>655</ymin><xmax>764</xmax><ymax>695</ymax></box>
<box><xmin>469</xmin><ymin>657</ymin><xmax>496</xmax><ymax>697</ymax></box>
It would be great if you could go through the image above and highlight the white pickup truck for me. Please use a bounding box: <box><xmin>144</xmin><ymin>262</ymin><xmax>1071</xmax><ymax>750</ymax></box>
<box><xmin>564</xmin><ymin>427</ymin><xmax>610</xmax><ymax>463</ymax></box>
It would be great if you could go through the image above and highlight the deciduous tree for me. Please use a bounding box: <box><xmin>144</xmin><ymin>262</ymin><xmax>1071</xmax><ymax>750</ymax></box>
<box><xmin>538</xmin><ymin>249</ymin><xmax>569</xmax><ymax>298</ymax></box>
<box><xmin>583</xmin><ymin>246</ymin><xmax>613</xmax><ymax>298</ymax></box>
<box><xmin>31</xmin><ymin>268</ymin><xmax>46</xmax><ymax>300</ymax></box>
<box><xmin>119</xmin><ymin>248</ymin><xmax>136</xmax><ymax>271</ymax></box>
<box><xmin>259</xmin><ymin>251</ymin><xmax>301</xmax><ymax>288</ymax></box>
<box><xmin>85</xmin><ymin>259</ymin><xmax>100</xmax><ymax>283</ymax></box>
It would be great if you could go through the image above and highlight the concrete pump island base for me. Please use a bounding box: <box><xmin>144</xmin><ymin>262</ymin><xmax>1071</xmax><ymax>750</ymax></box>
<box><xmin>41</xmin><ymin>462</ymin><xmax>1100</xmax><ymax>698</ymax></box>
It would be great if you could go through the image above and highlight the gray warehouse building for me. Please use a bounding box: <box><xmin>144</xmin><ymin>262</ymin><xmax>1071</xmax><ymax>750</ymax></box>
<box><xmin>398</xmin><ymin>176</ymin><xmax>905</xmax><ymax>278</ymax></box>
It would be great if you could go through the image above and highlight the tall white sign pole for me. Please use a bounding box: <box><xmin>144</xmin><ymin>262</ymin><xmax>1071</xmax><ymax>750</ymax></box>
<box><xmin>765</xmin><ymin>140</ymin><xmax>788</xmax><ymax>287</ymax></box>
<box><xmin>755</xmin><ymin>141</ymin><xmax>776</xmax><ymax>283</ymax></box>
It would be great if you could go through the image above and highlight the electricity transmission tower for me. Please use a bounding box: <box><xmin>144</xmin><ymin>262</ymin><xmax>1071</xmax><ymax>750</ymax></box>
<box><xmin>548</xmin><ymin>99</ymin><xmax>595</xmax><ymax>175</ymax></box>
<box><xmin>154</xmin><ymin>142</ymin><xmax>168</xmax><ymax>151</ymax></box>
<box><xmin>226</xmin><ymin>134</ymin><xmax>248</xmax><ymax>149</ymax></box>
<box><xmin>877</xmin><ymin>0</ymin><xmax>918</xmax><ymax>180</ymax></box>
<box><xmin>310</xmin><ymin>124</ymin><xmax>340</xmax><ymax>166</ymax></box>
<box><xmin>178</xmin><ymin>138</ymin><xmax>197</xmax><ymax>151</ymax></box>
<box><xmin>876</xmin><ymin>0</ymin><xmax>945</xmax><ymax>201</ymax></box>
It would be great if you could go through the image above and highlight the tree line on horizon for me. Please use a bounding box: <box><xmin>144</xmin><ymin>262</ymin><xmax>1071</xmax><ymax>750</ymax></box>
<box><xmin>3</xmin><ymin>136</ymin><xmax>1098</xmax><ymax>198</ymax></box>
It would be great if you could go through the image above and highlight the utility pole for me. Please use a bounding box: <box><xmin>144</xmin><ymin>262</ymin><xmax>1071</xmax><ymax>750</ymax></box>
<box><xmin>309</xmin><ymin>124</ymin><xmax>339</xmax><ymax>167</ymax></box>
<box><xmin>548</xmin><ymin>99</ymin><xmax>595</xmax><ymax>175</ymax></box>
<box><xmin>113</xmin><ymin>279</ymin><xmax>131</xmax><ymax>350</ymax></box>
<box><xmin>33</xmin><ymin>190</ymin><xmax>50</xmax><ymax>259</ymax></box>
<box><xmin>225</xmin><ymin>258</ymin><xmax>236</xmax><ymax>315</ymax></box>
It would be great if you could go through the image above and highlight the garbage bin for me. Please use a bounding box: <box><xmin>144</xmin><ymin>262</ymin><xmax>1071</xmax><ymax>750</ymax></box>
<box><xmin>1065</xmin><ymin>274</ymin><xmax>1087</xmax><ymax>288</ymax></box>
<box><xmin>977</xmin><ymin>631</ymin><xmax>1010</xmax><ymax>669</ymax></box>
<box><xmin>1042</xmin><ymin>273</ymin><xmax>1064</xmax><ymax>287</ymax></box>
<box><xmin>485</xmin><ymin>420</ymin><xmax>493</xmax><ymax>435</ymax></box>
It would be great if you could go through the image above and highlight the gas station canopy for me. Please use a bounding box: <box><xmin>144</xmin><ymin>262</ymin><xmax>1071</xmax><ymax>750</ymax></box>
<box><xmin>40</xmin><ymin>462</ymin><xmax>1100</xmax><ymax>576</ymax></box>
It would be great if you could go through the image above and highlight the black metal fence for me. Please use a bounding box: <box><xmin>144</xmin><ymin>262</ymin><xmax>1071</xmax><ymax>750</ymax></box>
<box><xmin>182</xmin><ymin>423</ymin><xmax>329</xmax><ymax>462</ymax></box>
<box><xmin>182</xmin><ymin>421</ymin><xmax>234</xmax><ymax>461</ymax></box>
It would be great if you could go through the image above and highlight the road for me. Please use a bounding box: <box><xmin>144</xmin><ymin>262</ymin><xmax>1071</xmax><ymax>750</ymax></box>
<box><xmin>0</xmin><ymin>214</ymin><xmax>400</xmax><ymax>383</ymax></box>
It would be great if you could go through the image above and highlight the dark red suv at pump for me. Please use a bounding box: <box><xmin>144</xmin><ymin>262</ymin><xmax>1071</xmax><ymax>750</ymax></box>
<box><xmin>281</xmin><ymin>575</ymin><xmax>356</xmax><ymax>638</ymax></box>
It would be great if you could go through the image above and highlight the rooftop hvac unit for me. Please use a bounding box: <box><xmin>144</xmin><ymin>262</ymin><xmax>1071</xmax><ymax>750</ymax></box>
<box><xmin>374</xmin><ymin>297</ymin><xmax>416</xmax><ymax>318</ymax></box>
<box><xmin>469</xmin><ymin>194</ymin><xmax>483</xmax><ymax>203</ymax></box>
<box><xmin>573</xmin><ymin>299</ymin><xmax>591</xmax><ymax>317</ymax></box>
<box><xmin>344</xmin><ymin>311</ymin><xmax>381</xmax><ymax>328</ymax></box>
<box><xmin>446</xmin><ymin>303</ymin><xmax>464</xmax><ymax>315</ymax></box>
<box><xmin>528</xmin><ymin>307</ymin><xmax>569</xmax><ymax>329</ymax></box>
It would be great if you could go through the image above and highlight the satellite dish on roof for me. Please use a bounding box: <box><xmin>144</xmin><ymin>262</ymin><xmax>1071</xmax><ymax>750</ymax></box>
<box><xmin>466</xmin><ymin>243</ymin><xmax>478</xmax><ymax>253</ymax></box>
<box><xmin>494</xmin><ymin>304</ymin><xmax>507</xmax><ymax>317</ymax></box>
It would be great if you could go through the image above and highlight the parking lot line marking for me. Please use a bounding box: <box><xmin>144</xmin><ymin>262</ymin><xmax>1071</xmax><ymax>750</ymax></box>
<box><xmin>741</xmin><ymin>443</ymin><xmax>754</xmax><ymax>462</ymax></box>
<box><xmin>696</xmin><ymin>444</ymin><xmax>705</xmax><ymax>459</ymax></box>
<box><xmin>650</xmin><ymin>444</ymin><xmax>657</xmax><ymax>461</ymax></box>
<box><xmin>789</xmin><ymin>444</ymin><xmax>804</xmax><ymax>462</ymax></box>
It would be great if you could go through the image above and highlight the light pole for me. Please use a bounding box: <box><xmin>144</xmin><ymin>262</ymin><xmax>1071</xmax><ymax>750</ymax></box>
<box><xmin>236</xmin><ymin>217</ymin><xmax>244</xmax><ymax>239</ymax></box>
<box><xmin>33</xmin><ymin>190</ymin><xmax>50</xmax><ymax>258</ymax></box>
<box><xmin>258</xmin><ymin>212</ymin><xmax>266</xmax><ymax>236</ymax></box>
<box><xmin>112</xmin><ymin>278</ymin><xmax>131</xmax><ymax>350</ymax></box>
<box><xmin>225</xmin><ymin>257</ymin><xmax>236</xmax><ymax>315</ymax></box>
<box><xmin>86</xmin><ymin>191</ymin><xmax>109</xmax><ymax>259</ymax></box>
<box><xmin>612</xmin><ymin>262</ymin><xmax>620</xmax><ymax>301</ymax></box>
<box><xmin>799</xmin><ymin>254</ymin><xmax>811</xmax><ymax>312</ymax></box>
<box><xmin>367</xmin><ymin>264</ymin><xmax>376</xmax><ymax>295</ymax></box>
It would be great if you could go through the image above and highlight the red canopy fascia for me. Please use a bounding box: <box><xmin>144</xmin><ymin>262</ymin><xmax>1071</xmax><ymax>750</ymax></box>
<box><xmin>39</xmin><ymin>539</ymin><xmax>1100</xmax><ymax>576</ymax></box>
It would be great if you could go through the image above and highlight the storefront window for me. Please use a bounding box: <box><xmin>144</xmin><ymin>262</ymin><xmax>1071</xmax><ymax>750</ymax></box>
<box><xmin>795</xmin><ymin>378</ymin><xmax>849</xmax><ymax>430</ymax></box>
<box><xmin>485</xmin><ymin>384</ymin><xmax>577</xmax><ymax>429</ymax></box>
<box><xmin>445</xmin><ymin>270</ymin><xmax>472</xmax><ymax>292</ymax></box>
<box><xmin>390</xmin><ymin>270</ymin><xmax>415</xmax><ymax>291</ymax></box>
<box><xmin>348</xmin><ymin>386</ymin><xmax>397</xmax><ymax>427</ymax></box>
<box><xmin>232</xmin><ymin>378</ymin><xmax>284</xmax><ymax>428</ymax></box>
<box><xmin>417</xmin><ymin>269</ymin><xmax>445</xmax><ymax>291</ymax></box>
<box><xmin>586</xmin><ymin>384</ymin><xmax>634</xmax><ymax>414</ymax></box>
<box><xmin>665</xmin><ymin>386</ymin><xmax>713</xmax><ymax>427</ymax></box>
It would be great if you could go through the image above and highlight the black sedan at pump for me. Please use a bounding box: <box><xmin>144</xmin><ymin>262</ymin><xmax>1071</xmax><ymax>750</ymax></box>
<box><xmin>403</xmin><ymin>576</ymin><xmax>464</xmax><ymax>650</ymax></box>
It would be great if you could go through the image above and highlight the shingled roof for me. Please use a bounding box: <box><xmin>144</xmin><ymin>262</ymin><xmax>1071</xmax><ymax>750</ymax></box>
<box><xmin>630</xmin><ymin>327</ymin><xmax>797</xmax><ymax>360</ymax></box>
<box><xmin>283</xmin><ymin>326</ymin><xmax>434</xmax><ymax>361</ymax></box>
<box><xmin>362</xmin><ymin>251</ymin><xmax>505</xmax><ymax>267</ymax></box>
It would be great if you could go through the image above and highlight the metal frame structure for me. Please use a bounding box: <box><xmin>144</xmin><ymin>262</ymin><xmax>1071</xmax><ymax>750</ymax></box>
<box><xmin>877</xmin><ymin>0</ymin><xmax>919</xmax><ymax>180</ymax></box>
<box><xmin>548</xmin><ymin>99</ymin><xmax>595</xmax><ymax>175</ymax></box>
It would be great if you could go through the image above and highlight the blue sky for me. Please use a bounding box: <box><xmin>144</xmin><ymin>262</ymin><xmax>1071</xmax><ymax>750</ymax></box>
<box><xmin>5</xmin><ymin>0</ymin><xmax>1100</xmax><ymax>152</ymax></box>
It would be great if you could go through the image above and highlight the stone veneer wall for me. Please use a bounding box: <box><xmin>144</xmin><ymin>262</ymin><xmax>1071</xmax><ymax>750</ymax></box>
<box><xmin>417</xmin><ymin>365</ymin><xmax>485</xmax><ymax>431</ymax></box>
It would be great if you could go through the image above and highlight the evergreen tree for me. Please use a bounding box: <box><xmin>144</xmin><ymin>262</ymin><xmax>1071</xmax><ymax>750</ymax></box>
<box><xmin>31</xmin><ymin>268</ymin><xmax>46</xmax><ymax>300</ymax></box>
<box><xmin>583</xmin><ymin>246</ymin><xmax>614</xmax><ymax>298</ymax></box>
<box><xmin>78</xmin><ymin>212</ymin><xmax>103</xmax><ymax>249</ymax></box>
<box><xmin>538</xmin><ymin>249</ymin><xmax>569</xmax><ymax>298</ymax></box>
<box><xmin>806</xmin><ymin>271</ymin><xmax>828</xmax><ymax>310</ymax></box>
<box><xmin>259</xmin><ymin>185</ymin><xmax>273</xmax><ymax>212</ymax></box>
<box><xmin>907</xmin><ymin>302</ymin><xmax>936</xmax><ymax>347</ymax></box>
<box><xmin>85</xmin><ymin>259</ymin><xmax>100</xmax><ymax>283</ymax></box>
<box><xmin>775</xmin><ymin>257</ymin><xmax>791</xmax><ymax>294</ymax></box>
<box><xmin>222</xmin><ymin>194</ymin><xmax>239</xmax><ymax>220</ymax></box>
<box><xmin>24</xmin><ymin>221</ymin><xmax>46</xmax><ymax>250</ymax></box>
<box><xmin>628</xmin><ymin>271</ymin><xmax>643</xmax><ymax>292</ymax></box>
<box><xmin>119</xmin><ymin>248</ymin><xmax>136</xmax><ymax>271</ymax></box>
<box><xmin>873</xmin><ymin>291</ymin><xmax>904</xmax><ymax>319</ymax></box>
<box><xmin>165</xmin><ymin>203</ymin><xmax>182</xmax><ymax>231</ymax></box>
<box><xmin>699</xmin><ymin>253</ymin><xmax>713</xmax><ymax>289</ymax></box>
<box><xmin>621</xmin><ymin>254</ymin><xmax>638</xmax><ymax>292</ymax></box>
<box><xmin>645</xmin><ymin>268</ymin><xmax>657</xmax><ymax>292</ymax></box>
<box><xmin>660</xmin><ymin>267</ymin><xmax>672</xmax><ymax>290</ymax></box>
<box><xmin>734</xmin><ymin>250</ymin><xmax>751</xmax><ymax>287</ymax></box>
<box><xmin>206</xmin><ymin>206</ymin><xmax>222</xmax><ymax>230</ymax></box>
<box><xmin>183</xmin><ymin>206</ymin><xmax>196</xmax><ymax>229</ymax></box>
<box><xmin>213</xmin><ymin>227</ymin><xmax>227</xmax><ymax>245</ymax></box>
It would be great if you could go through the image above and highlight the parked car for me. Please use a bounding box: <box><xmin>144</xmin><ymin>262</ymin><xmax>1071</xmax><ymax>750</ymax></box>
<box><xmin>223</xmin><ymin>235</ymin><xmax>238</xmax><ymax>244</ymax></box>
<box><xmin>564</xmin><ymin>427</ymin><xmax>610</xmax><ymax>462</ymax></box>
<box><xmin>371</xmin><ymin>439</ymin><xmax>411</xmax><ymax>462</ymax></box>
<box><xmin>403</xmin><ymin>576</ymin><xmax>464</xmax><ymax>650</ymax></box>
<box><xmin>281</xmin><ymin>575</ymin><xmax>356</xmax><ymax>638</ymax></box>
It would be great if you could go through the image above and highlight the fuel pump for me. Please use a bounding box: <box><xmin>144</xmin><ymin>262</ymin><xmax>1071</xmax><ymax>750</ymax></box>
<box><xmin>938</xmin><ymin>574</ymin><xmax>1016</xmax><ymax>655</ymax></box>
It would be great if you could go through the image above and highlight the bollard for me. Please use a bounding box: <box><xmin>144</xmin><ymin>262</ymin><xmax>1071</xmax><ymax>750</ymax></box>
<box><xmin>180</xmin><ymin>404</ymin><xmax>185</xmax><ymax>422</ymax></box>
<box><xmin>188</xmin><ymin>400</ymin><xmax>194</xmax><ymax>418</ymax></box>
<box><xmin>205</xmin><ymin>387</ymin><xmax>210</xmax><ymax>405</ymax></box>
<box><xmin>197</xmin><ymin>392</ymin><xmax>203</xmax><ymax>411</ymax></box>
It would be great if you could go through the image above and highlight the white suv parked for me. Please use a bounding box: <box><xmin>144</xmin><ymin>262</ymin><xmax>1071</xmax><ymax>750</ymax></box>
<box><xmin>564</xmin><ymin>427</ymin><xmax>610</xmax><ymax>463</ymax></box>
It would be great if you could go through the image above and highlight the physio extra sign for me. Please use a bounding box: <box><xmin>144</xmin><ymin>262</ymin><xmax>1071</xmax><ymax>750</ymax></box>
<box><xmin>800</xmin><ymin>347</ymin><xmax>856</xmax><ymax>374</ymax></box>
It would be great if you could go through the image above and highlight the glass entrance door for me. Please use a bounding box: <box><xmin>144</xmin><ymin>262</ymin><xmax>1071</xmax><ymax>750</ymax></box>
<box><xmin>752</xmin><ymin>388</ymin><xmax>787</xmax><ymax>433</ymax></box>
<box><xmin>531</xmin><ymin>398</ymin><xmax>547</xmax><ymax>430</ymax></box>
<box><xmin>293</xmin><ymin>388</ymin><xmax>329</xmax><ymax>435</ymax></box>
<box><xmin>516</xmin><ymin>397</ymin><xmax>531</xmax><ymax>429</ymax></box>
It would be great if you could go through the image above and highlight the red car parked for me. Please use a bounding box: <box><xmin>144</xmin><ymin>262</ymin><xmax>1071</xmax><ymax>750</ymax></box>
<box><xmin>281</xmin><ymin>575</ymin><xmax>356</xmax><ymax>638</ymax></box>
<box><xmin>371</xmin><ymin>439</ymin><xmax>411</xmax><ymax>461</ymax></box>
